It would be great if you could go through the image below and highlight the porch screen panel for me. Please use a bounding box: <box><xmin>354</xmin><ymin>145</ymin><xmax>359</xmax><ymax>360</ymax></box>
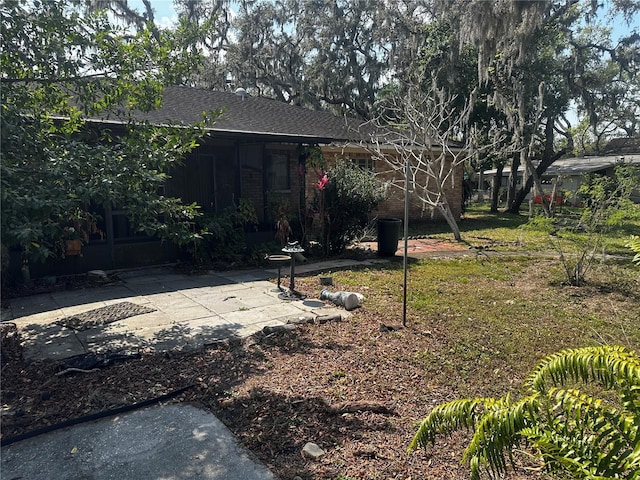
<box><xmin>214</xmin><ymin>146</ymin><xmax>237</xmax><ymax>210</ymax></box>
<box><xmin>164</xmin><ymin>162</ymin><xmax>186</xmax><ymax>200</ymax></box>
<box><xmin>185</xmin><ymin>154</ymin><xmax>215</xmax><ymax>211</ymax></box>
<box><xmin>241</xmin><ymin>144</ymin><xmax>265</xmax><ymax>222</ymax></box>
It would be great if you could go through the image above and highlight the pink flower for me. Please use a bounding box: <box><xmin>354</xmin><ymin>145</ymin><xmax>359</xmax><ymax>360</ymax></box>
<box><xmin>316</xmin><ymin>172</ymin><xmax>329</xmax><ymax>190</ymax></box>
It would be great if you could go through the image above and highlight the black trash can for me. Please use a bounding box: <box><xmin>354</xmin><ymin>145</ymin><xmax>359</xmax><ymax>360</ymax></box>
<box><xmin>377</xmin><ymin>218</ymin><xmax>402</xmax><ymax>256</ymax></box>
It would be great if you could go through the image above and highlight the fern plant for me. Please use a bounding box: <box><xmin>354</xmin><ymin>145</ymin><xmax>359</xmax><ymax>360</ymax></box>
<box><xmin>626</xmin><ymin>235</ymin><xmax>640</xmax><ymax>266</ymax></box>
<box><xmin>409</xmin><ymin>345</ymin><xmax>640</xmax><ymax>480</ymax></box>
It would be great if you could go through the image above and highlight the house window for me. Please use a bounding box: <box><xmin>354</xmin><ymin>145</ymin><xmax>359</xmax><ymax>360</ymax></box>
<box><xmin>348</xmin><ymin>153</ymin><xmax>375</xmax><ymax>172</ymax></box>
<box><xmin>267</xmin><ymin>150</ymin><xmax>290</xmax><ymax>191</ymax></box>
<box><xmin>112</xmin><ymin>210</ymin><xmax>148</xmax><ymax>241</ymax></box>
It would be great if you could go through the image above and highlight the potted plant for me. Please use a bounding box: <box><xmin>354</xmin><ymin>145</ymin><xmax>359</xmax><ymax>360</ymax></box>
<box><xmin>61</xmin><ymin>211</ymin><xmax>105</xmax><ymax>258</ymax></box>
<box><xmin>63</xmin><ymin>227</ymin><xmax>83</xmax><ymax>256</ymax></box>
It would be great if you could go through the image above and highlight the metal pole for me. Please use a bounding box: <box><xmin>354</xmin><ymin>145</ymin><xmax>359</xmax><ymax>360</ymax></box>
<box><xmin>289</xmin><ymin>254</ymin><xmax>296</xmax><ymax>292</ymax></box>
<box><xmin>281</xmin><ymin>241</ymin><xmax>304</xmax><ymax>298</ymax></box>
<box><xmin>403</xmin><ymin>157</ymin><xmax>410</xmax><ymax>327</ymax></box>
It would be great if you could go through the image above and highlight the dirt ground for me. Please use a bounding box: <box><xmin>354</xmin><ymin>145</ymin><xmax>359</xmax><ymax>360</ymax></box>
<box><xmin>0</xmin><ymin>312</ymin><xmax>539</xmax><ymax>480</ymax></box>
<box><xmin>1</xmin><ymin>264</ymin><xmax>545</xmax><ymax>480</ymax></box>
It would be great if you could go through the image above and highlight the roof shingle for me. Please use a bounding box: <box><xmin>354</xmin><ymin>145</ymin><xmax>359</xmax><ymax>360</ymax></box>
<box><xmin>134</xmin><ymin>86</ymin><xmax>365</xmax><ymax>142</ymax></box>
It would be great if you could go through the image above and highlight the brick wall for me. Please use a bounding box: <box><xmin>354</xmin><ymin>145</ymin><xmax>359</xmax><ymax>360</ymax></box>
<box><xmin>317</xmin><ymin>146</ymin><xmax>463</xmax><ymax>222</ymax></box>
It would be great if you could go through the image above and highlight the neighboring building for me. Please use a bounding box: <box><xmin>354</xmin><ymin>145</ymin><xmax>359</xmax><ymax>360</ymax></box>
<box><xmin>482</xmin><ymin>144</ymin><xmax>640</xmax><ymax>206</ymax></box>
<box><xmin>27</xmin><ymin>86</ymin><xmax>464</xmax><ymax>276</ymax></box>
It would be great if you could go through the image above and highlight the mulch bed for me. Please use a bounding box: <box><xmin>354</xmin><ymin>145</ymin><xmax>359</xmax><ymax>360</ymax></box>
<box><xmin>1</xmin><ymin>322</ymin><xmax>22</xmax><ymax>365</ymax></box>
<box><xmin>1</xmin><ymin>249</ymin><xmax>551</xmax><ymax>479</ymax></box>
<box><xmin>1</xmin><ymin>272</ymin><xmax>541</xmax><ymax>480</ymax></box>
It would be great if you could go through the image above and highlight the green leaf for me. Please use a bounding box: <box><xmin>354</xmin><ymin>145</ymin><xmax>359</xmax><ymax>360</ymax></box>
<box><xmin>412</xmin><ymin>346</ymin><xmax>640</xmax><ymax>479</ymax></box>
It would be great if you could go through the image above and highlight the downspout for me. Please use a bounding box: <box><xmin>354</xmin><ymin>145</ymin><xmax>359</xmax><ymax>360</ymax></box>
<box><xmin>262</xmin><ymin>144</ymin><xmax>269</xmax><ymax>224</ymax></box>
<box><xmin>105</xmin><ymin>204</ymin><xmax>115</xmax><ymax>268</ymax></box>
<box><xmin>235</xmin><ymin>140</ymin><xmax>242</xmax><ymax>202</ymax></box>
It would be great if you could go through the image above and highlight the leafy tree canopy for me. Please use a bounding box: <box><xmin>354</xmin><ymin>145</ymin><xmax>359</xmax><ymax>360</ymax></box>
<box><xmin>1</xmin><ymin>0</ymin><xmax>215</xmax><ymax>264</ymax></box>
<box><xmin>431</xmin><ymin>0</ymin><xmax>640</xmax><ymax>214</ymax></box>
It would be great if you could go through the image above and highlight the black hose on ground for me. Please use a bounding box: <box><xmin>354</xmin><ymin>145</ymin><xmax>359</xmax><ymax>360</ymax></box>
<box><xmin>1</xmin><ymin>383</ymin><xmax>197</xmax><ymax>447</ymax></box>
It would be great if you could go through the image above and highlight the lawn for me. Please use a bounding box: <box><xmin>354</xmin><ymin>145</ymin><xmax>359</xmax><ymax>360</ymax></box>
<box><xmin>408</xmin><ymin>203</ymin><xmax>640</xmax><ymax>256</ymax></box>
<box><xmin>318</xmin><ymin>255</ymin><xmax>639</xmax><ymax>396</ymax></box>
<box><xmin>2</xmin><ymin>204</ymin><xmax>639</xmax><ymax>480</ymax></box>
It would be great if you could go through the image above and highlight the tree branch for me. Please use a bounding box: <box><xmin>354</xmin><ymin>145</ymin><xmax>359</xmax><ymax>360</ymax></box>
<box><xmin>1</xmin><ymin>72</ymin><xmax>116</xmax><ymax>84</ymax></box>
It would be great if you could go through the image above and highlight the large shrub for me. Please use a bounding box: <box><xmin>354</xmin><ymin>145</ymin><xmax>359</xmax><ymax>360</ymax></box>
<box><xmin>1</xmin><ymin>1</ymin><xmax>210</xmax><ymax>270</ymax></box>
<box><xmin>321</xmin><ymin>161</ymin><xmax>386</xmax><ymax>255</ymax></box>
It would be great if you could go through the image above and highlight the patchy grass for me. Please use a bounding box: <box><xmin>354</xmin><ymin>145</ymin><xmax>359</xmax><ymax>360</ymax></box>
<box><xmin>313</xmin><ymin>256</ymin><xmax>640</xmax><ymax>400</ymax></box>
<box><xmin>408</xmin><ymin>203</ymin><xmax>640</xmax><ymax>256</ymax></box>
<box><xmin>3</xmin><ymin>206</ymin><xmax>639</xmax><ymax>480</ymax></box>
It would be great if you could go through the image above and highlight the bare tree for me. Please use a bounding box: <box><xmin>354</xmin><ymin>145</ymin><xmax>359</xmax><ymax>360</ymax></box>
<box><xmin>359</xmin><ymin>79</ymin><xmax>497</xmax><ymax>241</ymax></box>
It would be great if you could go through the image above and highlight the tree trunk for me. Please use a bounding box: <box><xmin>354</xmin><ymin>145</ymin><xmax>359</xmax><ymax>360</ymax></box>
<box><xmin>524</xmin><ymin>154</ymin><xmax>550</xmax><ymax>216</ymax></box>
<box><xmin>508</xmin><ymin>175</ymin><xmax>533</xmax><ymax>214</ymax></box>
<box><xmin>490</xmin><ymin>163</ymin><xmax>504</xmax><ymax>213</ymax></box>
<box><xmin>549</xmin><ymin>177</ymin><xmax>558</xmax><ymax>216</ymax></box>
<box><xmin>508</xmin><ymin>117</ymin><xmax>567</xmax><ymax>215</ymax></box>
<box><xmin>437</xmin><ymin>202</ymin><xmax>462</xmax><ymax>242</ymax></box>
<box><xmin>505</xmin><ymin>152</ymin><xmax>520</xmax><ymax>210</ymax></box>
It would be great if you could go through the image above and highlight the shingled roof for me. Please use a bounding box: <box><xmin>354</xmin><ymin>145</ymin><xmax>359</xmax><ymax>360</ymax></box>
<box><xmin>604</xmin><ymin>137</ymin><xmax>640</xmax><ymax>154</ymax></box>
<box><xmin>84</xmin><ymin>85</ymin><xmax>464</xmax><ymax>149</ymax></box>
<box><xmin>126</xmin><ymin>86</ymin><xmax>368</xmax><ymax>143</ymax></box>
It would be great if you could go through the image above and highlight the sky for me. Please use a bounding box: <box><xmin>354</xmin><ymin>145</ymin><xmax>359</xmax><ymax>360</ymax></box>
<box><xmin>133</xmin><ymin>0</ymin><xmax>638</xmax><ymax>39</ymax></box>
<box><xmin>134</xmin><ymin>0</ymin><xmax>179</xmax><ymax>28</ymax></box>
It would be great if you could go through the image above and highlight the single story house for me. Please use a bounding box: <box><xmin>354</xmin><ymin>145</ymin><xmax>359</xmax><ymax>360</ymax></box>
<box><xmin>27</xmin><ymin>86</ymin><xmax>464</xmax><ymax>276</ymax></box>
<box><xmin>481</xmin><ymin>149</ymin><xmax>640</xmax><ymax>205</ymax></box>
